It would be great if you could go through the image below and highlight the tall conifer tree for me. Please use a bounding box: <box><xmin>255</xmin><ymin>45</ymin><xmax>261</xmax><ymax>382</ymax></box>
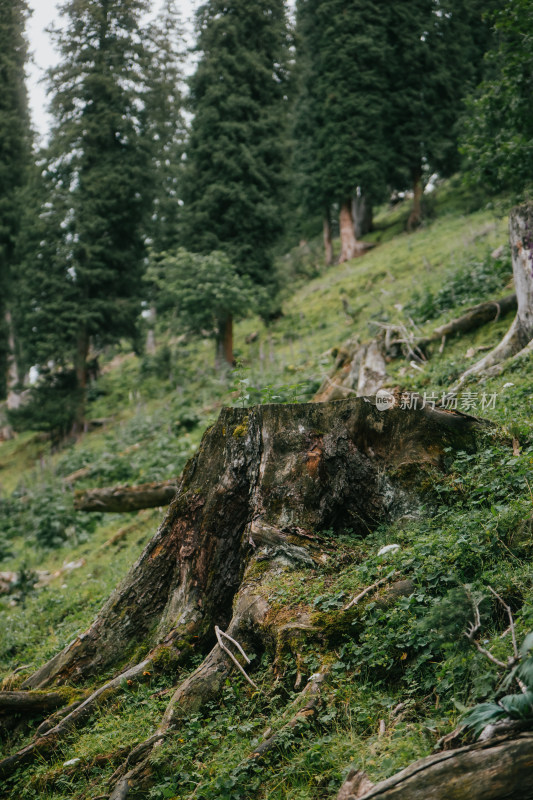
<box><xmin>293</xmin><ymin>0</ymin><xmax>391</xmax><ymax>263</ymax></box>
<box><xmin>385</xmin><ymin>0</ymin><xmax>496</xmax><ymax>229</ymax></box>
<box><xmin>0</xmin><ymin>0</ymin><xmax>32</xmax><ymax>400</ymax></box>
<box><xmin>182</xmin><ymin>0</ymin><xmax>291</xmax><ymax>363</ymax></box>
<box><xmin>22</xmin><ymin>0</ymin><xmax>159</xmax><ymax>428</ymax></box>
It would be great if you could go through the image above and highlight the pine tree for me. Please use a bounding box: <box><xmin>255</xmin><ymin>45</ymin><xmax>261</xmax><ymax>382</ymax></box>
<box><xmin>293</xmin><ymin>0</ymin><xmax>391</xmax><ymax>263</ymax></box>
<box><xmin>182</xmin><ymin>0</ymin><xmax>291</xmax><ymax>362</ymax></box>
<box><xmin>21</xmin><ymin>0</ymin><xmax>158</xmax><ymax>428</ymax></box>
<box><xmin>460</xmin><ymin>0</ymin><xmax>533</xmax><ymax>195</ymax></box>
<box><xmin>385</xmin><ymin>0</ymin><xmax>496</xmax><ymax>230</ymax></box>
<box><xmin>143</xmin><ymin>0</ymin><xmax>186</xmax><ymax>253</ymax></box>
<box><xmin>0</xmin><ymin>0</ymin><xmax>32</xmax><ymax>400</ymax></box>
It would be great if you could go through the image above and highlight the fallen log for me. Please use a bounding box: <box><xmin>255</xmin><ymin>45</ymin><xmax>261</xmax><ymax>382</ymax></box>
<box><xmin>417</xmin><ymin>293</ymin><xmax>517</xmax><ymax>353</ymax></box>
<box><xmin>349</xmin><ymin>731</ymin><xmax>533</xmax><ymax>800</ymax></box>
<box><xmin>0</xmin><ymin>690</ymin><xmax>76</xmax><ymax>717</ymax></box>
<box><xmin>74</xmin><ymin>479</ymin><xmax>177</xmax><ymax>512</ymax></box>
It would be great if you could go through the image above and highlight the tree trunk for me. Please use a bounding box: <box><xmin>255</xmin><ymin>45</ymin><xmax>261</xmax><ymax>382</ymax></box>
<box><xmin>352</xmin><ymin>193</ymin><xmax>373</xmax><ymax>238</ymax></box>
<box><xmin>454</xmin><ymin>203</ymin><xmax>533</xmax><ymax>388</ymax></box>
<box><xmin>215</xmin><ymin>314</ymin><xmax>233</xmax><ymax>369</ymax></box>
<box><xmin>338</xmin><ymin>201</ymin><xmax>362</xmax><ymax>263</ymax></box>
<box><xmin>323</xmin><ymin>212</ymin><xmax>334</xmax><ymax>266</ymax></box>
<box><xmin>407</xmin><ymin>167</ymin><xmax>423</xmax><ymax>232</ymax></box>
<box><xmin>73</xmin><ymin>480</ymin><xmax>178</xmax><ymax>512</ymax></box>
<box><xmin>22</xmin><ymin>398</ymin><xmax>483</xmax><ymax>691</ymax></box>
<box><xmin>72</xmin><ymin>325</ymin><xmax>89</xmax><ymax>434</ymax></box>
<box><xmin>350</xmin><ymin>732</ymin><xmax>533</xmax><ymax>800</ymax></box>
<box><xmin>145</xmin><ymin>307</ymin><xmax>157</xmax><ymax>355</ymax></box>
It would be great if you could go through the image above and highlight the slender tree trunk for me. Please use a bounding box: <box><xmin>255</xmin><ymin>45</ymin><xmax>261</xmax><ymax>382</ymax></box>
<box><xmin>323</xmin><ymin>211</ymin><xmax>334</xmax><ymax>266</ymax></box>
<box><xmin>407</xmin><ymin>167</ymin><xmax>423</xmax><ymax>232</ymax></box>
<box><xmin>72</xmin><ymin>325</ymin><xmax>89</xmax><ymax>434</ymax></box>
<box><xmin>145</xmin><ymin>307</ymin><xmax>156</xmax><ymax>355</ymax></box>
<box><xmin>5</xmin><ymin>309</ymin><xmax>21</xmax><ymax>412</ymax></box>
<box><xmin>215</xmin><ymin>314</ymin><xmax>233</xmax><ymax>369</ymax></box>
<box><xmin>352</xmin><ymin>193</ymin><xmax>373</xmax><ymax>238</ymax></box>
<box><xmin>338</xmin><ymin>200</ymin><xmax>361</xmax><ymax>263</ymax></box>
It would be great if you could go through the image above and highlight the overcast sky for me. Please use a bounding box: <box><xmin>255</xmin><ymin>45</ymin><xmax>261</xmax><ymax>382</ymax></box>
<box><xmin>26</xmin><ymin>0</ymin><xmax>198</xmax><ymax>140</ymax></box>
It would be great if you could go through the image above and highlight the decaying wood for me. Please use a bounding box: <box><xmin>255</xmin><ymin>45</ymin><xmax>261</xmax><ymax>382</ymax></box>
<box><xmin>464</xmin><ymin>586</ymin><xmax>523</xmax><ymax>682</ymax></box>
<box><xmin>0</xmin><ymin>690</ymin><xmax>76</xmax><ymax>717</ymax></box>
<box><xmin>74</xmin><ymin>479</ymin><xmax>177</xmax><ymax>512</ymax></box>
<box><xmin>0</xmin><ymin>659</ymin><xmax>151</xmax><ymax>780</ymax></box>
<box><xmin>215</xmin><ymin>625</ymin><xmax>258</xmax><ymax>690</ymax></box>
<box><xmin>454</xmin><ymin>203</ymin><xmax>533</xmax><ymax>388</ymax></box>
<box><xmin>25</xmin><ymin>399</ymin><xmax>483</xmax><ymax>693</ymax></box>
<box><xmin>337</xmin><ymin>769</ymin><xmax>375</xmax><ymax>800</ymax></box>
<box><xmin>417</xmin><ymin>293</ymin><xmax>517</xmax><ymax>354</ymax></box>
<box><xmin>343</xmin><ymin>571</ymin><xmax>397</xmax><ymax>611</ymax></box>
<box><xmin>314</xmin><ymin>290</ymin><xmax>518</xmax><ymax>405</ymax></box>
<box><xmin>0</xmin><ymin>398</ymin><xmax>488</xmax><ymax>795</ymax></box>
<box><xmin>353</xmin><ymin>732</ymin><xmax>533</xmax><ymax>800</ymax></box>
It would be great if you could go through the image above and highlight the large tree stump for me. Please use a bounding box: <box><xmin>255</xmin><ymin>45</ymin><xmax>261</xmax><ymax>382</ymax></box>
<box><xmin>23</xmin><ymin>398</ymin><xmax>482</xmax><ymax>690</ymax></box>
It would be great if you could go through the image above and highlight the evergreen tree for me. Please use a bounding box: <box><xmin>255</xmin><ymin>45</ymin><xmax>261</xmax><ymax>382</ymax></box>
<box><xmin>21</xmin><ymin>0</ymin><xmax>158</xmax><ymax>428</ymax></box>
<box><xmin>385</xmin><ymin>0</ymin><xmax>496</xmax><ymax>229</ymax></box>
<box><xmin>0</xmin><ymin>0</ymin><xmax>32</xmax><ymax>400</ymax></box>
<box><xmin>144</xmin><ymin>0</ymin><xmax>186</xmax><ymax>253</ymax></box>
<box><xmin>293</xmin><ymin>0</ymin><xmax>391</xmax><ymax>263</ymax></box>
<box><xmin>460</xmin><ymin>0</ymin><xmax>533</xmax><ymax>195</ymax></box>
<box><xmin>182</xmin><ymin>0</ymin><xmax>291</xmax><ymax>362</ymax></box>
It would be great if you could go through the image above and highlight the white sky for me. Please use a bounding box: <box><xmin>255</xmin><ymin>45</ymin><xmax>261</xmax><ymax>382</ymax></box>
<box><xmin>26</xmin><ymin>0</ymin><xmax>198</xmax><ymax>141</ymax></box>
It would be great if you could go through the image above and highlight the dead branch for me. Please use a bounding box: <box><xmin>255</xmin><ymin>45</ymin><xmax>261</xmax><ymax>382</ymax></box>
<box><xmin>464</xmin><ymin>587</ymin><xmax>523</xmax><ymax>684</ymax></box>
<box><xmin>343</xmin><ymin>571</ymin><xmax>397</xmax><ymax>610</ymax></box>
<box><xmin>215</xmin><ymin>625</ymin><xmax>258</xmax><ymax>690</ymax></box>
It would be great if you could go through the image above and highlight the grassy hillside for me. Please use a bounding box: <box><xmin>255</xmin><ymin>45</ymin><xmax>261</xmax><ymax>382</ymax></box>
<box><xmin>1</xmin><ymin>183</ymin><xmax>532</xmax><ymax>799</ymax></box>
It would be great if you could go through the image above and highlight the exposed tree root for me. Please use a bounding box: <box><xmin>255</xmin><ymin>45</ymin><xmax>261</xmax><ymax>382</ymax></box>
<box><xmin>0</xmin><ymin>659</ymin><xmax>151</xmax><ymax>780</ymax></box>
<box><xmin>0</xmin><ymin>689</ymin><xmax>81</xmax><ymax>718</ymax></box>
<box><xmin>2</xmin><ymin>398</ymin><xmax>487</xmax><ymax>796</ymax></box>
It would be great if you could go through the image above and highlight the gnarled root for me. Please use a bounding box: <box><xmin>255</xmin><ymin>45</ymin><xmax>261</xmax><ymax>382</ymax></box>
<box><xmin>0</xmin><ymin>658</ymin><xmax>152</xmax><ymax>780</ymax></box>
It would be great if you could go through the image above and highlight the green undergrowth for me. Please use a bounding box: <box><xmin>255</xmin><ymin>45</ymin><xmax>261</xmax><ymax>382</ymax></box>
<box><xmin>1</xmin><ymin>181</ymin><xmax>532</xmax><ymax>798</ymax></box>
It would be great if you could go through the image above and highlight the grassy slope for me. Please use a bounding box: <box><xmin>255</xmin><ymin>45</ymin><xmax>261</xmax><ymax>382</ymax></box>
<box><xmin>1</xmin><ymin>183</ymin><xmax>533</xmax><ymax>799</ymax></box>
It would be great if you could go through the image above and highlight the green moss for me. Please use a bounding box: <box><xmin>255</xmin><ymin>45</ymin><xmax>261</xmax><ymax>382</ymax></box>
<box><xmin>232</xmin><ymin>416</ymin><xmax>249</xmax><ymax>438</ymax></box>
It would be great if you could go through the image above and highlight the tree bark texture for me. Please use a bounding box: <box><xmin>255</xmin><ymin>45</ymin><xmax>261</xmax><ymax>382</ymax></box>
<box><xmin>350</xmin><ymin>732</ymin><xmax>533</xmax><ymax>800</ymax></box>
<box><xmin>407</xmin><ymin>168</ymin><xmax>423</xmax><ymax>232</ymax></box>
<box><xmin>22</xmin><ymin>398</ymin><xmax>482</xmax><ymax>691</ymax></box>
<box><xmin>339</xmin><ymin>201</ymin><xmax>362</xmax><ymax>263</ymax></box>
<box><xmin>73</xmin><ymin>480</ymin><xmax>177</xmax><ymax>512</ymax></box>
<box><xmin>352</xmin><ymin>193</ymin><xmax>373</xmax><ymax>239</ymax></box>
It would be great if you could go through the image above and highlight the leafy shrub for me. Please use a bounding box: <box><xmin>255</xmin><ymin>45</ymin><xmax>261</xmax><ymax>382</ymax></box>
<box><xmin>462</xmin><ymin>633</ymin><xmax>533</xmax><ymax>736</ymax></box>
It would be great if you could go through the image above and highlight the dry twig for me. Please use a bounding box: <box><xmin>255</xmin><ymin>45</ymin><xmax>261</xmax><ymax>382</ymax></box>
<box><xmin>343</xmin><ymin>570</ymin><xmax>397</xmax><ymax>611</ymax></box>
<box><xmin>215</xmin><ymin>626</ymin><xmax>258</xmax><ymax>690</ymax></box>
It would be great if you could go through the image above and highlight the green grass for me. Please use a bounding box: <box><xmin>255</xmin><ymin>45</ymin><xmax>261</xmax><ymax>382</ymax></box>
<box><xmin>0</xmin><ymin>181</ymin><xmax>532</xmax><ymax>799</ymax></box>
